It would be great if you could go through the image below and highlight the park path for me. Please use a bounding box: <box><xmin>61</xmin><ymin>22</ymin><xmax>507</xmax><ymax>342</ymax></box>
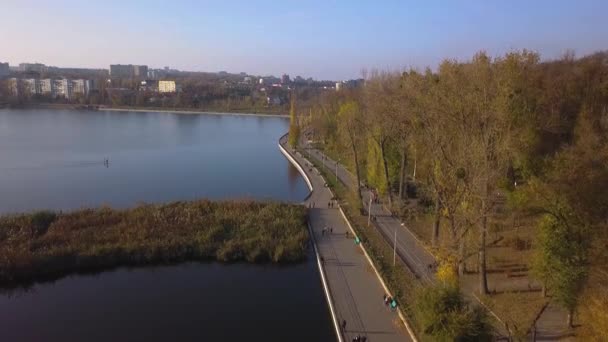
<box><xmin>302</xmin><ymin>146</ymin><xmax>436</xmax><ymax>283</ymax></box>
<box><xmin>304</xmin><ymin>143</ymin><xmax>576</xmax><ymax>341</ymax></box>
<box><xmin>279</xmin><ymin>136</ymin><xmax>413</xmax><ymax>342</ymax></box>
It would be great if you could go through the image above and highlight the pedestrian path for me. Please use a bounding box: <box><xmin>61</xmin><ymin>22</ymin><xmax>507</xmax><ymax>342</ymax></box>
<box><xmin>279</xmin><ymin>137</ymin><xmax>413</xmax><ymax>342</ymax></box>
<box><xmin>305</xmin><ymin>146</ymin><xmax>436</xmax><ymax>283</ymax></box>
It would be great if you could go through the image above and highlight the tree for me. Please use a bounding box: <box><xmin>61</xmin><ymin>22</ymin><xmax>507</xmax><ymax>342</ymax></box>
<box><xmin>533</xmin><ymin>212</ymin><xmax>588</xmax><ymax>327</ymax></box>
<box><xmin>414</xmin><ymin>284</ymin><xmax>493</xmax><ymax>341</ymax></box>
<box><xmin>364</xmin><ymin>72</ymin><xmax>400</xmax><ymax>208</ymax></box>
<box><xmin>337</xmin><ymin>101</ymin><xmax>364</xmax><ymax>207</ymax></box>
<box><xmin>288</xmin><ymin>96</ymin><xmax>300</xmax><ymax>148</ymax></box>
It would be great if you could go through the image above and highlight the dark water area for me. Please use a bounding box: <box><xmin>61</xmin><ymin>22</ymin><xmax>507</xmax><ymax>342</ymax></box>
<box><xmin>0</xmin><ymin>109</ymin><xmax>334</xmax><ymax>341</ymax></box>
<box><xmin>0</xmin><ymin>262</ymin><xmax>333</xmax><ymax>342</ymax></box>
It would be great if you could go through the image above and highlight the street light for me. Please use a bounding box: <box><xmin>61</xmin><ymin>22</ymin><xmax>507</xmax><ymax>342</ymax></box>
<box><xmin>393</xmin><ymin>223</ymin><xmax>404</xmax><ymax>267</ymax></box>
<box><xmin>367</xmin><ymin>196</ymin><xmax>372</xmax><ymax>227</ymax></box>
<box><xmin>335</xmin><ymin>159</ymin><xmax>340</xmax><ymax>183</ymax></box>
<box><xmin>393</xmin><ymin>228</ymin><xmax>397</xmax><ymax>267</ymax></box>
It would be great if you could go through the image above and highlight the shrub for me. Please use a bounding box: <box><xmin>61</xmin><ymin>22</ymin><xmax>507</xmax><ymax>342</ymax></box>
<box><xmin>30</xmin><ymin>211</ymin><xmax>57</xmax><ymax>236</ymax></box>
<box><xmin>413</xmin><ymin>284</ymin><xmax>493</xmax><ymax>341</ymax></box>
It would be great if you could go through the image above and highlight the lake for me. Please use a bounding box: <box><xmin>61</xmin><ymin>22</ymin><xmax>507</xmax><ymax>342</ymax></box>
<box><xmin>0</xmin><ymin>109</ymin><xmax>334</xmax><ymax>341</ymax></box>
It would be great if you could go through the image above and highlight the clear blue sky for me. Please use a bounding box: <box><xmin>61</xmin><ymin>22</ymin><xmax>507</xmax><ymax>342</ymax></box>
<box><xmin>1</xmin><ymin>0</ymin><xmax>606</xmax><ymax>80</ymax></box>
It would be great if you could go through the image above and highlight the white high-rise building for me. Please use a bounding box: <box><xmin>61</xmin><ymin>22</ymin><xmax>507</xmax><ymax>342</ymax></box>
<box><xmin>23</xmin><ymin>79</ymin><xmax>39</xmax><ymax>95</ymax></box>
<box><xmin>53</xmin><ymin>79</ymin><xmax>72</xmax><ymax>99</ymax></box>
<box><xmin>71</xmin><ymin>79</ymin><xmax>92</xmax><ymax>97</ymax></box>
<box><xmin>40</xmin><ymin>79</ymin><xmax>52</xmax><ymax>95</ymax></box>
<box><xmin>158</xmin><ymin>80</ymin><xmax>176</xmax><ymax>93</ymax></box>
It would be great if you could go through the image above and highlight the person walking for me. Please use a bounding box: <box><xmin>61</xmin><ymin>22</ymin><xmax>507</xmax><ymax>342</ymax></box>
<box><xmin>341</xmin><ymin>319</ymin><xmax>347</xmax><ymax>332</ymax></box>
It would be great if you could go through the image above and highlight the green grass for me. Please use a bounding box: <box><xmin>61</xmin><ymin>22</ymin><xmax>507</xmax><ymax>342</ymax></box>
<box><xmin>0</xmin><ymin>200</ymin><xmax>308</xmax><ymax>287</ymax></box>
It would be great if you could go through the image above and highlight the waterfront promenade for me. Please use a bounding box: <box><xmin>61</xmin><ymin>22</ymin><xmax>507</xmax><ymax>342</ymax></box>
<box><xmin>279</xmin><ymin>136</ymin><xmax>413</xmax><ymax>342</ymax></box>
<box><xmin>303</xmin><ymin>145</ymin><xmax>436</xmax><ymax>283</ymax></box>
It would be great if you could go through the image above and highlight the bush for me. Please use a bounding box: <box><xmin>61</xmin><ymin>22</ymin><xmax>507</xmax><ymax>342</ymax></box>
<box><xmin>30</xmin><ymin>210</ymin><xmax>57</xmax><ymax>236</ymax></box>
<box><xmin>413</xmin><ymin>284</ymin><xmax>493</xmax><ymax>341</ymax></box>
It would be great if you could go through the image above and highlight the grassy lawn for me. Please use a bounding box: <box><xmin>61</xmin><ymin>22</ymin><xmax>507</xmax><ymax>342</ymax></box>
<box><xmin>480</xmin><ymin>291</ymin><xmax>548</xmax><ymax>340</ymax></box>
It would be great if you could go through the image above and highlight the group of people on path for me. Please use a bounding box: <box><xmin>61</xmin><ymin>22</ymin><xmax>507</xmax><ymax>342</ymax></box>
<box><xmin>383</xmin><ymin>293</ymin><xmax>398</xmax><ymax>310</ymax></box>
<box><xmin>322</xmin><ymin>225</ymin><xmax>333</xmax><ymax>236</ymax></box>
<box><xmin>340</xmin><ymin>320</ymin><xmax>367</xmax><ymax>342</ymax></box>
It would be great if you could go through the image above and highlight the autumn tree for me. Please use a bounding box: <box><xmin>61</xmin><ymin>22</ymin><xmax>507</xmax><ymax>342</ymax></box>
<box><xmin>364</xmin><ymin>72</ymin><xmax>400</xmax><ymax>208</ymax></box>
<box><xmin>288</xmin><ymin>96</ymin><xmax>300</xmax><ymax>148</ymax></box>
<box><xmin>337</xmin><ymin>100</ymin><xmax>364</xmax><ymax>207</ymax></box>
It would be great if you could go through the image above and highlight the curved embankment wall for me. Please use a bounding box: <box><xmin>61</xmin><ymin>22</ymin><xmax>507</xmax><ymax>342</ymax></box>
<box><xmin>277</xmin><ymin>133</ymin><xmax>343</xmax><ymax>342</ymax></box>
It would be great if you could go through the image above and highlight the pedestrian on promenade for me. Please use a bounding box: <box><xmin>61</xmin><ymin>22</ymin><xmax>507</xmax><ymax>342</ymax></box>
<box><xmin>390</xmin><ymin>298</ymin><xmax>397</xmax><ymax>311</ymax></box>
<box><xmin>330</xmin><ymin>227</ymin><xmax>333</xmax><ymax>234</ymax></box>
<box><xmin>345</xmin><ymin>231</ymin><xmax>350</xmax><ymax>238</ymax></box>
<box><xmin>328</xmin><ymin>202</ymin><xmax>331</xmax><ymax>208</ymax></box>
<box><xmin>341</xmin><ymin>319</ymin><xmax>347</xmax><ymax>331</ymax></box>
<box><xmin>383</xmin><ymin>293</ymin><xmax>387</xmax><ymax>304</ymax></box>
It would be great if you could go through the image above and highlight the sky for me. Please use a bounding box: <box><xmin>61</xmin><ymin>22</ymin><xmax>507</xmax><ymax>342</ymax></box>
<box><xmin>0</xmin><ymin>0</ymin><xmax>606</xmax><ymax>80</ymax></box>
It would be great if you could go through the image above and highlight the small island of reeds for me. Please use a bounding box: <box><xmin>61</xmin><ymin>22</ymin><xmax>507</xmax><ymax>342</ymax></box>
<box><xmin>0</xmin><ymin>200</ymin><xmax>309</xmax><ymax>287</ymax></box>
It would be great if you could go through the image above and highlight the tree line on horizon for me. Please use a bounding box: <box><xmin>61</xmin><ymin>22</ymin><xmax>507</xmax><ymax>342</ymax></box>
<box><xmin>298</xmin><ymin>49</ymin><xmax>608</xmax><ymax>339</ymax></box>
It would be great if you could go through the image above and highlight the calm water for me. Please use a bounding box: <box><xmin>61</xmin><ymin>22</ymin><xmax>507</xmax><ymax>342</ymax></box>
<box><xmin>0</xmin><ymin>109</ymin><xmax>334</xmax><ymax>341</ymax></box>
<box><xmin>0</xmin><ymin>109</ymin><xmax>307</xmax><ymax>213</ymax></box>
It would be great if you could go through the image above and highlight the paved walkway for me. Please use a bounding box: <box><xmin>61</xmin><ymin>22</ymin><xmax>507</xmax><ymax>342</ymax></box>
<box><xmin>280</xmin><ymin>138</ymin><xmax>412</xmax><ymax>342</ymax></box>
<box><xmin>303</xmin><ymin>146</ymin><xmax>436</xmax><ymax>283</ymax></box>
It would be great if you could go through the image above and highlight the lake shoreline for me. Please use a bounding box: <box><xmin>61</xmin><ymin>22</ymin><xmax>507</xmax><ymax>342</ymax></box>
<box><xmin>2</xmin><ymin>103</ymin><xmax>288</xmax><ymax>117</ymax></box>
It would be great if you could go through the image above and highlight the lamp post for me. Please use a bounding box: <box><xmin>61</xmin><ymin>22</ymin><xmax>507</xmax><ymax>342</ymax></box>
<box><xmin>393</xmin><ymin>223</ymin><xmax>404</xmax><ymax>267</ymax></box>
<box><xmin>335</xmin><ymin>159</ymin><xmax>340</xmax><ymax>183</ymax></box>
<box><xmin>367</xmin><ymin>196</ymin><xmax>372</xmax><ymax>227</ymax></box>
<box><xmin>393</xmin><ymin>228</ymin><xmax>397</xmax><ymax>267</ymax></box>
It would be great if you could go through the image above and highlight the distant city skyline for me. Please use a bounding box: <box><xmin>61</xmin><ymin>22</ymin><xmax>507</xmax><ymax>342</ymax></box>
<box><xmin>1</xmin><ymin>0</ymin><xmax>607</xmax><ymax>80</ymax></box>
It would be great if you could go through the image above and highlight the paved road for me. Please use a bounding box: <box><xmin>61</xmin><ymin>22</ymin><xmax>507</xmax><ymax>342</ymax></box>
<box><xmin>280</xmin><ymin>138</ymin><xmax>412</xmax><ymax>342</ymax></box>
<box><xmin>303</xmin><ymin>146</ymin><xmax>437</xmax><ymax>284</ymax></box>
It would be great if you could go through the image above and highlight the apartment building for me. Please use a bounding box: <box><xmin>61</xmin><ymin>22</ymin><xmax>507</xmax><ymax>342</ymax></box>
<box><xmin>158</xmin><ymin>80</ymin><xmax>176</xmax><ymax>93</ymax></box>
